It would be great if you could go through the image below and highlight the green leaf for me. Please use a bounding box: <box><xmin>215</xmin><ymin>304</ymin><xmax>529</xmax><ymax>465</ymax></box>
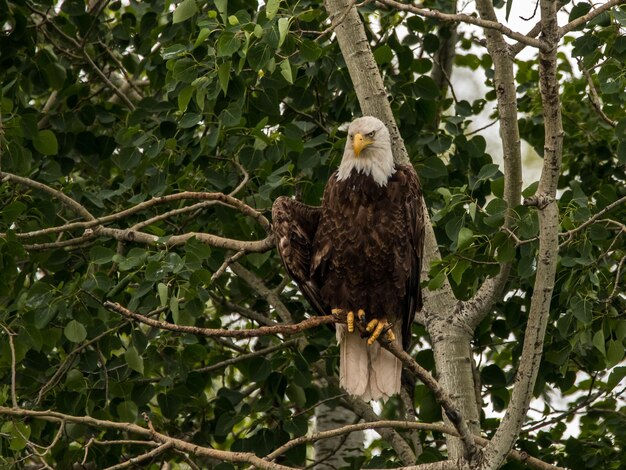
<box><xmin>64</xmin><ymin>320</ymin><xmax>87</xmax><ymax>343</ymax></box>
<box><xmin>179</xmin><ymin>113</ymin><xmax>201</xmax><ymax>128</ymax></box>
<box><xmin>125</xmin><ymin>346</ymin><xmax>144</xmax><ymax>374</ymax></box>
<box><xmin>117</xmin><ymin>400</ymin><xmax>138</xmax><ymax>422</ymax></box>
<box><xmin>456</xmin><ymin>227</ymin><xmax>474</xmax><ymax>251</ymax></box>
<box><xmin>614</xmin><ymin>7</ymin><xmax>626</xmax><ymax>26</ymax></box>
<box><xmin>33</xmin><ymin>130</ymin><xmax>58</xmax><ymax>155</ymax></box>
<box><xmin>428</xmin><ymin>270</ymin><xmax>446</xmax><ymax>291</ymax></box>
<box><xmin>216</xmin><ymin>32</ymin><xmax>241</xmax><ymax>57</ymax></box>
<box><xmin>592</xmin><ymin>330</ymin><xmax>605</xmax><ymax>356</ymax></box>
<box><xmin>214</xmin><ymin>0</ymin><xmax>227</xmax><ymax>23</ymax></box>
<box><xmin>178</xmin><ymin>85</ymin><xmax>193</xmax><ymax>112</ymax></box>
<box><xmin>173</xmin><ymin>0</ymin><xmax>198</xmax><ymax>24</ymax></box>
<box><xmin>218</xmin><ymin>61</ymin><xmax>231</xmax><ymax>95</ymax></box>
<box><xmin>3</xmin><ymin>201</ymin><xmax>26</xmax><ymax>224</ymax></box>
<box><xmin>5</xmin><ymin>422</ymin><xmax>30</xmax><ymax>451</ymax></box>
<box><xmin>617</xmin><ymin>141</ymin><xmax>626</xmax><ymax>164</ymax></box>
<box><xmin>570</xmin><ymin>296</ymin><xmax>592</xmax><ymax>325</ymax></box>
<box><xmin>374</xmin><ymin>44</ymin><xmax>393</xmax><ymax>65</ymax></box>
<box><xmin>607</xmin><ymin>366</ymin><xmax>626</xmax><ymax>391</ymax></box>
<box><xmin>277</xmin><ymin>17</ymin><xmax>290</xmax><ymax>48</ymax></box>
<box><xmin>481</xmin><ymin>364</ymin><xmax>507</xmax><ymax>386</ymax></box>
<box><xmin>505</xmin><ymin>0</ymin><xmax>513</xmax><ymax>21</ymax></box>
<box><xmin>194</xmin><ymin>28</ymin><xmax>211</xmax><ymax>49</ymax></box>
<box><xmin>279</xmin><ymin>59</ymin><xmax>293</xmax><ymax>84</ymax></box>
<box><xmin>427</xmin><ymin>134</ymin><xmax>452</xmax><ymax>154</ymax></box>
<box><xmin>157</xmin><ymin>282</ymin><xmax>168</xmax><ymax>307</ymax></box>
<box><xmin>266</xmin><ymin>0</ymin><xmax>280</xmax><ymax>20</ymax></box>
<box><xmin>247</xmin><ymin>41</ymin><xmax>272</xmax><ymax>71</ymax></box>
<box><xmin>607</xmin><ymin>340</ymin><xmax>625</xmax><ymax>366</ymax></box>
<box><xmin>414</xmin><ymin>76</ymin><xmax>439</xmax><ymax>99</ymax></box>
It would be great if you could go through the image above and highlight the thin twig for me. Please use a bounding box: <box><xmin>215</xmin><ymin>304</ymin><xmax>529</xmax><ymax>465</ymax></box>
<box><xmin>212</xmin><ymin>250</ymin><xmax>246</xmax><ymax>281</ymax></box>
<box><xmin>0</xmin><ymin>324</ymin><xmax>18</xmax><ymax>408</ymax></box>
<box><xmin>103</xmin><ymin>442</ymin><xmax>174</xmax><ymax>470</ymax></box>
<box><xmin>578</xmin><ymin>60</ymin><xmax>617</xmax><ymax>127</ymax></box>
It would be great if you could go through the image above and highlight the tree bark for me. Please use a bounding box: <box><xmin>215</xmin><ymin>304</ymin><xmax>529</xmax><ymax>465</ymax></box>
<box><xmin>481</xmin><ymin>1</ymin><xmax>563</xmax><ymax>467</ymax></box>
<box><xmin>313</xmin><ymin>402</ymin><xmax>364</xmax><ymax>469</ymax></box>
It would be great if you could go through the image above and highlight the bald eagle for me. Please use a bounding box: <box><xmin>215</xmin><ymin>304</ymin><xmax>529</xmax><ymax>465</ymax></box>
<box><xmin>272</xmin><ymin>116</ymin><xmax>424</xmax><ymax>401</ymax></box>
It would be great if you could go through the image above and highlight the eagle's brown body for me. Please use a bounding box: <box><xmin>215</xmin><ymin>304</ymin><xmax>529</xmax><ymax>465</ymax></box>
<box><xmin>272</xmin><ymin>117</ymin><xmax>424</xmax><ymax>401</ymax></box>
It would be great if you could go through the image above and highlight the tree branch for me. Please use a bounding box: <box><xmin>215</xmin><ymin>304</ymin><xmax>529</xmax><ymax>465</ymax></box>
<box><xmin>0</xmin><ymin>324</ymin><xmax>18</xmax><ymax>408</ymax></box>
<box><xmin>462</xmin><ymin>0</ymin><xmax>523</xmax><ymax>331</ymax></box>
<box><xmin>378</xmin><ymin>338</ymin><xmax>478</xmax><ymax>462</ymax></box>
<box><xmin>578</xmin><ymin>60</ymin><xmax>617</xmax><ymax>127</ymax></box>
<box><xmin>3</xmin><ymin>186</ymin><xmax>270</xmax><ymax>239</ymax></box>
<box><xmin>375</xmin><ymin>0</ymin><xmax>548</xmax><ymax>50</ymax></box>
<box><xmin>559</xmin><ymin>0</ymin><xmax>626</xmax><ymax>38</ymax></box>
<box><xmin>481</xmin><ymin>2</ymin><xmax>564</xmax><ymax>468</ymax></box>
<box><xmin>1</xmin><ymin>171</ymin><xmax>95</xmax><ymax>221</ymax></box>
<box><xmin>0</xmin><ymin>407</ymin><xmax>295</xmax><ymax>470</ymax></box>
<box><xmin>103</xmin><ymin>300</ymin><xmax>333</xmax><ymax>338</ymax></box>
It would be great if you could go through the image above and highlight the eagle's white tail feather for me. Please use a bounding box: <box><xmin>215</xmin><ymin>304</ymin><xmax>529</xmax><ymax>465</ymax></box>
<box><xmin>337</xmin><ymin>324</ymin><xmax>369</xmax><ymax>398</ymax></box>
<box><xmin>337</xmin><ymin>324</ymin><xmax>402</xmax><ymax>401</ymax></box>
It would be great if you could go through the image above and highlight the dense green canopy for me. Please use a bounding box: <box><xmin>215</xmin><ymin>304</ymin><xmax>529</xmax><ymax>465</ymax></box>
<box><xmin>0</xmin><ymin>0</ymin><xmax>625</xmax><ymax>468</ymax></box>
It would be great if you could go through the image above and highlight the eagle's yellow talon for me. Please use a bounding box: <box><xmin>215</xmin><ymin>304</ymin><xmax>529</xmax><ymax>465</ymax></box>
<box><xmin>331</xmin><ymin>308</ymin><xmax>343</xmax><ymax>315</ymax></box>
<box><xmin>357</xmin><ymin>309</ymin><xmax>366</xmax><ymax>324</ymax></box>
<box><xmin>347</xmin><ymin>311</ymin><xmax>355</xmax><ymax>333</ymax></box>
<box><xmin>368</xmin><ymin>321</ymin><xmax>386</xmax><ymax>345</ymax></box>
<box><xmin>366</xmin><ymin>319</ymin><xmax>379</xmax><ymax>333</ymax></box>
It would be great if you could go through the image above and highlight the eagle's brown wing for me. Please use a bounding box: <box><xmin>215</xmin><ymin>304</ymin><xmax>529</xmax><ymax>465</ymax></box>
<box><xmin>272</xmin><ymin>196</ymin><xmax>328</xmax><ymax>316</ymax></box>
<box><xmin>396</xmin><ymin>164</ymin><xmax>425</xmax><ymax>351</ymax></box>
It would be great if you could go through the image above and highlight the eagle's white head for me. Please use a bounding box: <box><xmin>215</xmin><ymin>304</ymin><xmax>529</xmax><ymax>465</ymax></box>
<box><xmin>337</xmin><ymin>116</ymin><xmax>396</xmax><ymax>187</ymax></box>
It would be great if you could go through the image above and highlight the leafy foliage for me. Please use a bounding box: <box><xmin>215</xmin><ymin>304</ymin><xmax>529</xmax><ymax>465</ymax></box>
<box><xmin>0</xmin><ymin>0</ymin><xmax>624</xmax><ymax>468</ymax></box>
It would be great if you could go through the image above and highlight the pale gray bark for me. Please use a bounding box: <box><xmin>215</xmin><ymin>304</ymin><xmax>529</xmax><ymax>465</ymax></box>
<box><xmin>462</xmin><ymin>0</ymin><xmax>523</xmax><ymax>330</ymax></box>
<box><xmin>481</xmin><ymin>1</ymin><xmax>563</xmax><ymax>468</ymax></box>
<box><xmin>313</xmin><ymin>402</ymin><xmax>364</xmax><ymax>469</ymax></box>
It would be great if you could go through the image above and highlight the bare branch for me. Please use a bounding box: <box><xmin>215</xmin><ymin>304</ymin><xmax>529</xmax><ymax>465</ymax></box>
<box><xmin>375</xmin><ymin>0</ymin><xmax>548</xmax><ymax>50</ymax></box>
<box><xmin>4</xmin><ymin>186</ymin><xmax>270</xmax><ymax>240</ymax></box>
<box><xmin>560</xmin><ymin>194</ymin><xmax>626</xmax><ymax>244</ymax></box>
<box><xmin>0</xmin><ymin>407</ymin><xmax>296</xmax><ymax>470</ymax></box>
<box><xmin>510</xmin><ymin>22</ymin><xmax>542</xmax><ymax>56</ymax></box>
<box><xmin>579</xmin><ymin>60</ymin><xmax>617</xmax><ymax>127</ymax></box>
<box><xmin>559</xmin><ymin>0</ymin><xmax>626</xmax><ymax>38</ymax></box>
<box><xmin>0</xmin><ymin>324</ymin><xmax>18</xmax><ymax>408</ymax></box>
<box><xmin>103</xmin><ymin>442</ymin><xmax>174</xmax><ymax>470</ymax></box>
<box><xmin>379</xmin><ymin>338</ymin><xmax>478</xmax><ymax>462</ymax></box>
<box><xmin>481</xmin><ymin>2</ymin><xmax>564</xmax><ymax>467</ymax></box>
<box><xmin>195</xmin><ymin>339</ymin><xmax>298</xmax><ymax>374</ymax></box>
<box><xmin>103</xmin><ymin>300</ymin><xmax>333</xmax><ymax>338</ymax></box>
<box><xmin>267</xmin><ymin>420</ymin><xmax>452</xmax><ymax>462</ymax></box>
<box><xmin>1</xmin><ymin>171</ymin><xmax>94</xmax><ymax>221</ymax></box>
<box><xmin>462</xmin><ymin>0</ymin><xmax>523</xmax><ymax>330</ymax></box>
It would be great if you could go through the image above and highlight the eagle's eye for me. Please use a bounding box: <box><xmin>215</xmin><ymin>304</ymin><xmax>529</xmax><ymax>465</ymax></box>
<box><xmin>349</xmin><ymin>134</ymin><xmax>354</xmax><ymax>141</ymax></box>
<box><xmin>366</xmin><ymin>131</ymin><xmax>375</xmax><ymax>138</ymax></box>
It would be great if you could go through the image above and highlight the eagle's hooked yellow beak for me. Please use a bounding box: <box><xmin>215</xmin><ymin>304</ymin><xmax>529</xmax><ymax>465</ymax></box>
<box><xmin>353</xmin><ymin>133</ymin><xmax>373</xmax><ymax>158</ymax></box>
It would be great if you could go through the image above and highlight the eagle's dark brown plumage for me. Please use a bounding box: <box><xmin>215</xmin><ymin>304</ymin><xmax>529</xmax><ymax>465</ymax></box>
<box><xmin>272</xmin><ymin>116</ymin><xmax>424</xmax><ymax>401</ymax></box>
